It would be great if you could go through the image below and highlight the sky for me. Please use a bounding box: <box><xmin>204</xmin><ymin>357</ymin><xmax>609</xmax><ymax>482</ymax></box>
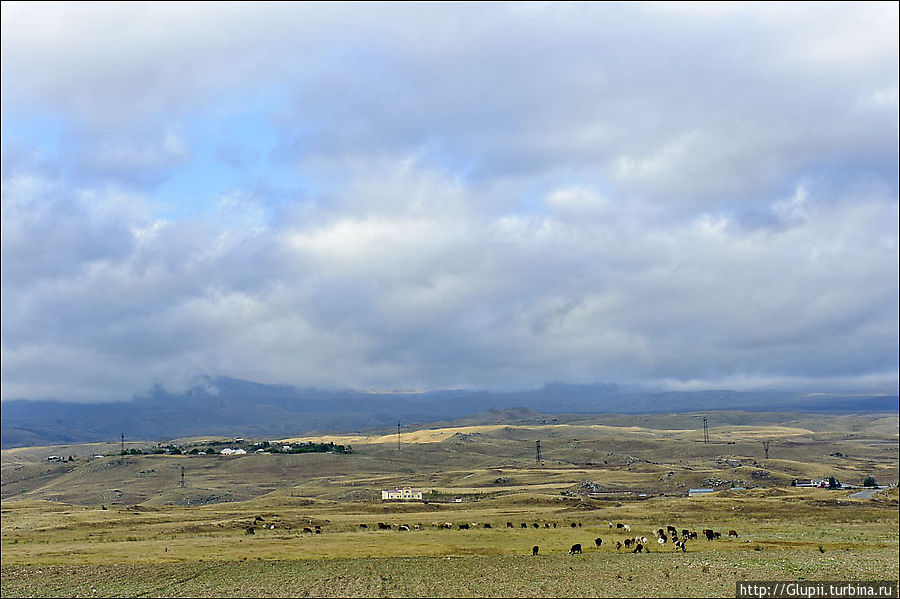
<box><xmin>1</xmin><ymin>2</ymin><xmax>898</xmax><ymax>402</ymax></box>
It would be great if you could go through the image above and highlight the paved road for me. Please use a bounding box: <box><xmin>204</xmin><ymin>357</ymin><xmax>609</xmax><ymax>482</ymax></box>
<box><xmin>849</xmin><ymin>487</ymin><xmax>882</xmax><ymax>499</ymax></box>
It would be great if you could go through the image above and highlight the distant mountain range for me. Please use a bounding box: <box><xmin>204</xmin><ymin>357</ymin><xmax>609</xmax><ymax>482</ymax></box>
<box><xmin>1</xmin><ymin>377</ymin><xmax>896</xmax><ymax>448</ymax></box>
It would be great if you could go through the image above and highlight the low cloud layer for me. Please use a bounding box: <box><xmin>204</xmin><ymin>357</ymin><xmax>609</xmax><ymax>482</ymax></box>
<box><xmin>2</xmin><ymin>3</ymin><xmax>897</xmax><ymax>400</ymax></box>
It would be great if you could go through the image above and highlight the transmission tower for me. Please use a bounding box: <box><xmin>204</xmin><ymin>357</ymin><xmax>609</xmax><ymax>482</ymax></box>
<box><xmin>180</xmin><ymin>465</ymin><xmax>185</xmax><ymax>488</ymax></box>
<box><xmin>763</xmin><ymin>441</ymin><xmax>770</xmax><ymax>460</ymax></box>
<box><xmin>535</xmin><ymin>440</ymin><xmax>542</xmax><ymax>464</ymax></box>
<box><xmin>121</xmin><ymin>432</ymin><xmax>125</xmax><ymax>455</ymax></box>
<box><xmin>397</xmin><ymin>420</ymin><xmax>401</xmax><ymax>452</ymax></box>
<box><xmin>702</xmin><ymin>416</ymin><xmax>709</xmax><ymax>444</ymax></box>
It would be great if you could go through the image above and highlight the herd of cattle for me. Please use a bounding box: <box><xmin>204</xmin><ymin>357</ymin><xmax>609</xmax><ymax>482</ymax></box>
<box><xmin>350</xmin><ymin>519</ymin><xmax>738</xmax><ymax>555</ymax></box>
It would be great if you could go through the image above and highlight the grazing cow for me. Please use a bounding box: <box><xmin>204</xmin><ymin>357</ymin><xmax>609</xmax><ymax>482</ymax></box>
<box><xmin>378</xmin><ymin>522</ymin><xmax>391</xmax><ymax>530</ymax></box>
<box><xmin>458</xmin><ymin>523</ymin><xmax>470</xmax><ymax>530</ymax></box>
<box><xmin>532</xmin><ymin>523</ymin><xmax>539</xmax><ymax>529</ymax></box>
<box><xmin>666</xmin><ymin>525</ymin><xmax>677</xmax><ymax>535</ymax></box>
<box><xmin>545</xmin><ymin>523</ymin><xmax>550</xmax><ymax>528</ymax></box>
<box><xmin>656</xmin><ymin>528</ymin><xmax>664</xmax><ymax>538</ymax></box>
<box><xmin>682</xmin><ymin>529</ymin><xmax>690</xmax><ymax>538</ymax></box>
<box><xmin>359</xmin><ymin>524</ymin><xmax>368</xmax><ymax>530</ymax></box>
<box><xmin>303</xmin><ymin>527</ymin><xmax>313</xmax><ymax>533</ymax></box>
<box><xmin>398</xmin><ymin>525</ymin><xmax>410</xmax><ymax>532</ymax></box>
<box><xmin>624</xmin><ymin>538</ymin><xmax>632</xmax><ymax>549</ymax></box>
<box><xmin>703</xmin><ymin>529</ymin><xmax>715</xmax><ymax>541</ymax></box>
<box><xmin>674</xmin><ymin>540</ymin><xmax>687</xmax><ymax>552</ymax></box>
<box><xmin>552</xmin><ymin>522</ymin><xmax>557</xmax><ymax>529</ymax></box>
<box><xmin>615</xmin><ymin>541</ymin><xmax>622</xmax><ymax>550</ymax></box>
<box><xmin>483</xmin><ymin>523</ymin><xmax>492</xmax><ymax>529</ymax></box>
<box><xmin>623</xmin><ymin>524</ymin><xmax>631</xmax><ymax>532</ymax></box>
<box><xmin>532</xmin><ymin>545</ymin><xmax>539</xmax><ymax>556</ymax></box>
<box><xmin>633</xmin><ymin>543</ymin><xmax>643</xmax><ymax>553</ymax></box>
<box><xmin>594</xmin><ymin>537</ymin><xmax>603</xmax><ymax>548</ymax></box>
<box><xmin>245</xmin><ymin>526</ymin><xmax>255</xmax><ymax>535</ymax></box>
<box><xmin>571</xmin><ymin>522</ymin><xmax>578</xmax><ymax>528</ymax></box>
<box><xmin>609</xmin><ymin>521</ymin><xmax>615</xmax><ymax>529</ymax></box>
<box><xmin>657</xmin><ymin>537</ymin><xmax>666</xmax><ymax>546</ymax></box>
<box><xmin>569</xmin><ymin>543</ymin><xmax>582</xmax><ymax>555</ymax></box>
<box><xmin>439</xmin><ymin>522</ymin><xmax>453</xmax><ymax>530</ymax></box>
<box><xmin>713</xmin><ymin>532</ymin><xmax>721</xmax><ymax>540</ymax></box>
<box><xmin>521</xmin><ymin>523</ymin><xmax>528</xmax><ymax>529</ymax></box>
<box><xmin>616</xmin><ymin>523</ymin><xmax>625</xmax><ymax>529</ymax></box>
<box><xmin>728</xmin><ymin>530</ymin><xmax>738</xmax><ymax>538</ymax></box>
<box><xmin>507</xmin><ymin>521</ymin><xmax>514</xmax><ymax>528</ymax></box>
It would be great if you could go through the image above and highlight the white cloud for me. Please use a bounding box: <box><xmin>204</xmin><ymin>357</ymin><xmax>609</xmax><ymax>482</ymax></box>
<box><xmin>1</xmin><ymin>3</ymin><xmax>897</xmax><ymax>400</ymax></box>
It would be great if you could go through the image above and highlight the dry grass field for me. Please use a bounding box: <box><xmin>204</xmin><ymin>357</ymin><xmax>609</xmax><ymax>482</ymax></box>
<box><xmin>2</xmin><ymin>411</ymin><xmax>897</xmax><ymax>597</ymax></box>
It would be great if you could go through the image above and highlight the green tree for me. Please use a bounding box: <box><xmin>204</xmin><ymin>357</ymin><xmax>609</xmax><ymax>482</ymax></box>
<box><xmin>862</xmin><ymin>476</ymin><xmax>877</xmax><ymax>487</ymax></box>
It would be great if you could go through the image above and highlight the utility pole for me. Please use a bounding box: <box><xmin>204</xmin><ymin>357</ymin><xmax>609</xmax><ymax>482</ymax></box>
<box><xmin>397</xmin><ymin>420</ymin><xmax>401</xmax><ymax>452</ymax></box>
<box><xmin>180</xmin><ymin>465</ymin><xmax>185</xmax><ymax>488</ymax></box>
<box><xmin>763</xmin><ymin>441</ymin><xmax>770</xmax><ymax>460</ymax></box>
<box><xmin>121</xmin><ymin>432</ymin><xmax>125</xmax><ymax>455</ymax></box>
<box><xmin>535</xmin><ymin>440</ymin><xmax>542</xmax><ymax>464</ymax></box>
<box><xmin>702</xmin><ymin>416</ymin><xmax>709</xmax><ymax>444</ymax></box>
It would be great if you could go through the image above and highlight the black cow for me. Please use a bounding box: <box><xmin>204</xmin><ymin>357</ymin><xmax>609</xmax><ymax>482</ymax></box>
<box><xmin>359</xmin><ymin>524</ymin><xmax>368</xmax><ymax>529</ymax></box>
<box><xmin>594</xmin><ymin>537</ymin><xmax>603</xmax><ymax>548</ymax></box>
<box><xmin>633</xmin><ymin>543</ymin><xmax>643</xmax><ymax>553</ymax></box>
<box><xmin>507</xmin><ymin>522</ymin><xmax>514</xmax><ymax>528</ymax></box>
<box><xmin>532</xmin><ymin>545</ymin><xmax>539</xmax><ymax>556</ymax></box>
<box><xmin>569</xmin><ymin>543</ymin><xmax>582</xmax><ymax>555</ymax></box>
<box><xmin>458</xmin><ymin>523</ymin><xmax>470</xmax><ymax>530</ymax></box>
<box><xmin>521</xmin><ymin>522</ymin><xmax>528</xmax><ymax>529</ymax></box>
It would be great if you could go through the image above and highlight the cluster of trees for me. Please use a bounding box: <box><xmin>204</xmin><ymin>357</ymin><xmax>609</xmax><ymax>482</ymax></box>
<box><xmin>268</xmin><ymin>441</ymin><xmax>350</xmax><ymax>454</ymax></box>
<box><xmin>121</xmin><ymin>446</ymin><xmax>182</xmax><ymax>456</ymax></box>
<box><xmin>116</xmin><ymin>439</ymin><xmax>350</xmax><ymax>456</ymax></box>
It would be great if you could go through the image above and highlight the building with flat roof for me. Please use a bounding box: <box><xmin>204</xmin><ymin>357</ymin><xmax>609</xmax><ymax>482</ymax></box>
<box><xmin>381</xmin><ymin>487</ymin><xmax>424</xmax><ymax>501</ymax></box>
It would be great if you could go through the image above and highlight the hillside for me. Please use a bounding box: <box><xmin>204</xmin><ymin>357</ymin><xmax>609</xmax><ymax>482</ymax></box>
<box><xmin>2</xmin><ymin>378</ymin><xmax>896</xmax><ymax>448</ymax></box>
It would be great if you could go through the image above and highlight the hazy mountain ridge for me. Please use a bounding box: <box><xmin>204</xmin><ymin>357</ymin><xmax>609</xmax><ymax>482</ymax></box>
<box><xmin>1</xmin><ymin>377</ymin><xmax>896</xmax><ymax>448</ymax></box>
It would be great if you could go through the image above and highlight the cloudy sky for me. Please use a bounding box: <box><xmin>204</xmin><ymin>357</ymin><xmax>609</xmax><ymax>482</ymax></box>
<box><xmin>1</xmin><ymin>2</ymin><xmax>897</xmax><ymax>401</ymax></box>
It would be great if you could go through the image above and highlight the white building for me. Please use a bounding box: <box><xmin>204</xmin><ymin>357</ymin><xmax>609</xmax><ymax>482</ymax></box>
<box><xmin>381</xmin><ymin>487</ymin><xmax>424</xmax><ymax>501</ymax></box>
<box><xmin>220</xmin><ymin>448</ymin><xmax>247</xmax><ymax>455</ymax></box>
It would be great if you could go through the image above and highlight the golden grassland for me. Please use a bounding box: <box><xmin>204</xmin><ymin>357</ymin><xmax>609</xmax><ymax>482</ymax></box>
<box><xmin>1</xmin><ymin>412</ymin><xmax>897</xmax><ymax>597</ymax></box>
